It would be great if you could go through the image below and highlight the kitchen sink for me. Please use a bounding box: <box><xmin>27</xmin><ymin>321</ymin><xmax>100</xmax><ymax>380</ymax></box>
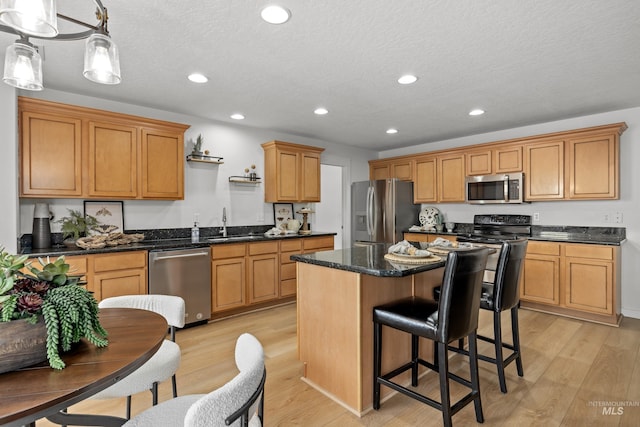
<box><xmin>207</xmin><ymin>234</ymin><xmax>262</xmax><ymax>242</ymax></box>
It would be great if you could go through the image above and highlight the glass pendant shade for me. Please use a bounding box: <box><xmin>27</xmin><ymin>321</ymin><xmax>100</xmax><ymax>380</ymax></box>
<box><xmin>3</xmin><ymin>40</ymin><xmax>43</xmax><ymax>91</ymax></box>
<box><xmin>0</xmin><ymin>0</ymin><xmax>58</xmax><ymax>37</ymax></box>
<box><xmin>83</xmin><ymin>33</ymin><xmax>121</xmax><ymax>84</ymax></box>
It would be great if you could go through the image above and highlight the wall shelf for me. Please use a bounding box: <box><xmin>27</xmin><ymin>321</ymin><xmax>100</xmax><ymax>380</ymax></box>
<box><xmin>186</xmin><ymin>154</ymin><xmax>224</xmax><ymax>164</ymax></box>
<box><xmin>229</xmin><ymin>176</ymin><xmax>262</xmax><ymax>184</ymax></box>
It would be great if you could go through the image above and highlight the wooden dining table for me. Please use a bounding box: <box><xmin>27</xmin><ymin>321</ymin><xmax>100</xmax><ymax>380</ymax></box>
<box><xmin>0</xmin><ymin>307</ymin><xmax>168</xmax><ymax>427</ymax></box>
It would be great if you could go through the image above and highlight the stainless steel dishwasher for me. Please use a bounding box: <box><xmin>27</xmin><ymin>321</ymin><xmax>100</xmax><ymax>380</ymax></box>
<box><xmin>148</xmin><ymin>247</ymin><xmax>211</xmax><ymax>326</ymax></box>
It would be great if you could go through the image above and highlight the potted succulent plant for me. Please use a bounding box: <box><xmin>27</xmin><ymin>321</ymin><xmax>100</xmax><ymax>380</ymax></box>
<box><xmin>56</xmin><ymin>209</ymin><xmax>100</xmax><ymax>247</ymax></box>
<box><xmin>191</xmin><ymin>133</ymin><xmax>204</xmax><ymax>157</ymax></box>
<box><xmin>0</xmin><ymin>248</ymin><xmax>108</xmax><ymax>372</ymax></box>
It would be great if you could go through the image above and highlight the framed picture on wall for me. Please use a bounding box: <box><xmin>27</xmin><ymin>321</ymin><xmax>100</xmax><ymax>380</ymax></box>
<box><xmin>273</xmin><ymin>203</ymin><xmax>294</xmax><ymax>229</ymax></box>
<box><xmin>84</xmin><ymin>201</ymin><xmax>124</xmax><ymax>234</ymax></box>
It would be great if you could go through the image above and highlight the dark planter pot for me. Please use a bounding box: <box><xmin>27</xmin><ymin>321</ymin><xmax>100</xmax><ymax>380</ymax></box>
<box><xmin>0</xmin><ymin>317</ymin><xmax>48</xmax><ymax>374</ymax></box>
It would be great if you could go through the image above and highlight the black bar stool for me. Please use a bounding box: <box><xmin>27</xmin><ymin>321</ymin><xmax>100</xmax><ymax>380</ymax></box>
<box><xmin>373</xmin><ymin>248</ymin><xmax>489</xmax><ymax>427</ymax></box>
<box><xmin>448</xmin><ymin>239</ymin><xmax>528</xmax><ymax>393</ymax></box>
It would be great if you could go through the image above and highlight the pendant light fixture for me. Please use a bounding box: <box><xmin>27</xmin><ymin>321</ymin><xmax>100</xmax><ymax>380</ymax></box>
<box><xmin>3</xmin><ymin>38</ymin><xmax>43</xmax><ymax>90</ymax></box>
<box><xmin>0</xmin><ymin>0</ymin><xmax>120</xmax><ymax>90</ymax></box>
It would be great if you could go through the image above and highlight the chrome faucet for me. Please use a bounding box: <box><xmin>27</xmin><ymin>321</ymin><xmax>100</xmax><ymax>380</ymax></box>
<box><xmin>220</xmin><ymin>207</ymin><xmax>227</xmax><ymax>237</ymax></box>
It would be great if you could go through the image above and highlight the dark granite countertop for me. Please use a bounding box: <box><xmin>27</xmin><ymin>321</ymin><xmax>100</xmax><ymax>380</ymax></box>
<box><xmin>20</xmin><ymin>231</ymin><xmax>337</xmax><ymax>258</ymax></box>
<box><xmin>290</xmin><ymin>243</ymin><xmax>446</xmax><ymax>277</ymax></box>
<box><xmin>403</xmin><ymin>225</ymin><xmax>626</xmax><ymax>246</ymax></box>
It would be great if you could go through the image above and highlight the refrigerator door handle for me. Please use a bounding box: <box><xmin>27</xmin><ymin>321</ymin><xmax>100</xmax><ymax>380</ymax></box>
<box><xmin>366</xmin><ymin>185</ymin><xmax>374</xmax><ymax>236</ymax></box>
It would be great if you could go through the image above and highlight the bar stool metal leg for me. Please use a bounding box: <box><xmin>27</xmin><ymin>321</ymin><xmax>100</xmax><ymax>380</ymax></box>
<box><xmin>437</xmin><ymin>342</ymin><xmax>453</xmax><ymax>427</ymax></box>
<box><xmin>468</xmin><ymin>331</ymin><xmax>484</xmax><ymax>423</ymax></box>
<box><xmin>373</xmin><ymin>321</ymin><xmax>382</xmax><ymax>410</ymax></box>
<box><xmin>493</xmin><ymin>312</ymin><xmax>508</xmax><ymax>393</ymax></box>
<box><xmin>511</xmin><ymin>306</ymin><xmax>524</xmax><ymax>377</ymax></box>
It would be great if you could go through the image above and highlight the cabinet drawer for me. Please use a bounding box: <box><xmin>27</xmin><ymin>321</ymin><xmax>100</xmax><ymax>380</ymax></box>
<box><xmin>280</xmin><ymin>238</ymin><xmax>303</xmax><ymax>252</ymax></box>
<box><xmin>249</xmin><ymin>241</ymin><xmax>279</xmax><ymax>256</ymax></box>
<box><xmin>211</xmin><ymin>244</ymin><xmax>246</xmax><ymax>259</ymax></box>
<box><xmin>63</xmin><ymin>255</ymin><xmax>87</xmax><ymax>275</ymax></box>
<box><xmin>280</xmin><ymin>278</ymin><xmax>297</xmax><ymax>297</ymax></box>
<box><xmin>93</xmin><ymin>251</ymin><xmax>146</xmax><ymax>272</ymax></box>
<box><xmin>526</xmin><ymin>241</ymin><xmax>560</xmax><ymax>256</ymax></box>
<box><xmin>281</xmin><ymin>262</ymin><xmax>297</xmax><ymax>280</ymax></box>
<box><xmin>564</xmin><ymin>244</ymin><xmax>613</xmax><ymax>261</ymax></box>
<box><xmin>303</xmin><ymin>236</ymin><xmax>334</xmax><ymax>250</ymax></box>
<box><xmin>281</xmin><ymin>251</ymin><xmax>300</xmax><ymax>264</ymax></box>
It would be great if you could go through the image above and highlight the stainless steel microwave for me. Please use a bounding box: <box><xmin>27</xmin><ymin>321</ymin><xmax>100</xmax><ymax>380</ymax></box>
<box><xmin>465</xmin><ymin>172</ymin><xmax>525</xmax><ymax>204</ymax></box>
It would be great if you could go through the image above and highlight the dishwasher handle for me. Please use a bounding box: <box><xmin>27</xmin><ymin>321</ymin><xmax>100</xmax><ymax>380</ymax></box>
<box><xmin>152</xmin><ymin>251</ymin><xmax>209</xmax><ymax>261</ymax></box>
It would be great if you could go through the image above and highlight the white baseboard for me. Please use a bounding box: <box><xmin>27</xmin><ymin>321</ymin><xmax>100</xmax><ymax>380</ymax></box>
<box><xmin>621</xmin><ymin>308</ymin><xmax>640</xmax><ymax>319</ymax></box>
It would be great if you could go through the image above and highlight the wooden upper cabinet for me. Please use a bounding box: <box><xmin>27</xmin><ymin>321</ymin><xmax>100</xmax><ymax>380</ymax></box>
<box><xmin>566</xmin><ymin>128</ymin><xmax>623</xmax><ymax>200</ymax></box>
<box><xmin>466</xmin><ymin>146</ymin><xmax>522</xmax><ymax>176</ymax></box>
<box><xmin>437</xmin><ymin>153</ymin><xmax>465</xmax><ymax>203</ymax></box>
<box><xmin>88</xmin><ymin>121</ymin><xmax>138</xmax><ymax>198</ymax></box>
<box><xmin>414</xmin><ymin>156</ymin><xmax>437</xmax><ymax>203</ymax></box>
<box><xmin>20</xmin><ymin>110</ymin><xmax>83</xmax><ymax>197</ymax></box>
<box><xmin>524</xmin><ymin>139</ymin><xmax>565</xmax><ymax>200</ymax></box>
<box><xmin>18</xmin><ymin>97</ymin><xmax>189</xmax><ymax>200</ymax></box>
<box><xmin>262</xmin><ymin>140</ymin><xmax>324</xmax><ymax>203</ymax></box>
<box><xmin>370</xmin><ymin>162</ymin><xmax>390</xmax><ymax>180</ymax></box>
<box><xmin>141</xmin><ymin>128</ymin><xmax>185</xmax><ymax>199</ymax></box>
<box><xmin>369</xmin><ymin>159</ymin><xmax>413</xmax><ymax>181</ymax></box>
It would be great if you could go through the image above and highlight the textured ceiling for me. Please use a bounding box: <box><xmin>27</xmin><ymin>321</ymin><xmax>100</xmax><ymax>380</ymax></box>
<box><xmin>3</xmin><ymin>0</ymin><xmax>640</xmax><ymax>150</ymax></box>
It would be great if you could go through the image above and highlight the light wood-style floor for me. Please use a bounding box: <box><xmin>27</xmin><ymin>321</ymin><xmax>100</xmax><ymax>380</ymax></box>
<box><xmin>37</xmin><ymin>303</ymin><xmax>640</xmax><ymax>426</ymax></box>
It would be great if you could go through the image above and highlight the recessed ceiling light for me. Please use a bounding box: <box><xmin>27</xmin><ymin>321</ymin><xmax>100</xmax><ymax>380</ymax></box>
<box><xmin>386</xmin><ymin>128</ymin><xmax>398</xmax><ymax>134</ymax></box>
<box><xmin>397</xmin><ymin>75</ymin><xmax>418</xmax><ymax>85</ymax></box>
<box><xmin>261</xmin><ymin>5</ymin><xmax>291</xmax><ymax>24</ymax></box>
<box><xmin>469</xmin><ymin>109</ymin><xmax>485</xmax><ymax>116</ymax></box>
<box><xmin>314</xmin><ymin>107</ymin><xmax>328</xmax><ymax>115</ymax></box>
<box><xmin>188</xmin><ymin>73</ymin><xmax>208</xmax><ymax>83</ymax></box>
<box><xmin>230</xmin><ymin>113</ymin><xmax>245</xmax><ymax>120</ymax></box>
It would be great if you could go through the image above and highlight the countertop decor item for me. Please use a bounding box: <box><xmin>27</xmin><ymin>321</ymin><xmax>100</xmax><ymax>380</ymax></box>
<box><xmin>56</xmin><ymin>209</ymin><xmax>100</xmax><ymax>247</ymax></box>
<box><xmin>0</xmin><ymin>248</ymin><xmax>108</xmax><ymax>372</ymax></box>
<box><xmin>273</xmin><ymin>203</ymin><xmax>294</xmax><ymax>229</ymax></box>
<box><xmin>419</xmin><ymin>206</ymin><xmax>441</xmax><ymax>230</ymax></box>
<box><xmin>296</xmin><ymin>208</ymin><xmax>314</xmax><ymax>235</ymax></box>
<box><xmin>84</xmin><ymin>201</ymin><xmax>124</xmax><ymax>235</ymax></box>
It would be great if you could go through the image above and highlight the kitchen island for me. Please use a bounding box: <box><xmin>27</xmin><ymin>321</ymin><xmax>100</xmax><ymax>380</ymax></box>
<box><xmin>291</xmin><ymin>244</ymin><xmax>447</xmax><ymax>416</ymax></box>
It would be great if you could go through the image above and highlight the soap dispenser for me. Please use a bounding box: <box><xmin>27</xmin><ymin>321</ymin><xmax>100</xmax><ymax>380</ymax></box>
<box><xmin>191</xmin><ymin>213</ymin><xmax>200</xmax><ymax>243</ymax></box>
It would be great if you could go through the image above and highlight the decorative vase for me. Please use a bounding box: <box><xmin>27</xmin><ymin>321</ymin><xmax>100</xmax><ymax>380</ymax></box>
<box><xmin>0</xmin><ymin>317</ymin><xmax>48</xmax><ymax>374</ymax></box>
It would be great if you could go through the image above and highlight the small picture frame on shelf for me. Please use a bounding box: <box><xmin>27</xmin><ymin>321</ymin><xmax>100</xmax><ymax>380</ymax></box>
<box><xmin>84</xmin><ymin>201</ymin><xmax>124</xmax><ymax>235</ymax></box>
<box><xmin>273</xmin><ymin>203</ymin><xmax>294</xmax><ymax>229</ymax></box>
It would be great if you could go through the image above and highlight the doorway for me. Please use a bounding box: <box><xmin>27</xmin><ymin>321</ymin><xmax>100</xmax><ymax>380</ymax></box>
<box><xmin>315</xmin><ymin>164</ymin><xmax>344</xmax><ymax>249</ymax></box>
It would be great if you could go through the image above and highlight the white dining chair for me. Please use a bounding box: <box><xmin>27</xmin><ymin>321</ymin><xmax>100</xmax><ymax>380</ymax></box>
<box><xmin>123</xmin><ymin>333</ymin><xmax>266</xmax><ymax>427</ymax></box>
<box><xmin>92</xmin><ymin>294</ymin><xmax>186</xmax><ymax>419</ymax></box>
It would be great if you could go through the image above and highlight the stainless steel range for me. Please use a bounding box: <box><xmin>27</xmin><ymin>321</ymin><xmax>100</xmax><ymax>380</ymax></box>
<box><xmin>457</xmin><ymin>214</ymin><xmax>532</xmax><ymax>284</ymax></box>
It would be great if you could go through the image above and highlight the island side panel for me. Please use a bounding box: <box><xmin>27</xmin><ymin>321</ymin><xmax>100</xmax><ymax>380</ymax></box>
<box><xmin>297</xmin><ymin>262</ymin><xmax>363</xmax><ymax>412</ymax></box>
<box><xmin>359</xmin><ymin>274</ymin><xmax>416</xmax><ymax>412</ymax></box>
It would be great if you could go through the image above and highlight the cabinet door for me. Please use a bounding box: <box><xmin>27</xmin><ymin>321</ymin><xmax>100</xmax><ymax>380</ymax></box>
<box><xmin>563</xmin><ymin>258</ymin><xmax>613</xmax><ymax>314</ymax></box>
<box><xmin>88</xmin><ymin>121</ymin><xmax>138</xmax><ymax>198</ymax></box>
<box><xmin>414</xmin><ymin>156</ymin><xmax>437</xmax><ymax>203</ymax></box>
<box><xmin>141</xmin><ymin>128</ymin><xmax>184</xmax><ymax>200</ymax></box>
<box><xmin>567</xmin><ymin>134</ymin><xmax>617</xmax><ymax>199</ymax></box>
<box><xmin>93</xmin><ymin>269</ymin><xmax>147</xmax><ymax>301</ymax></box>
<box><xmin>370</xmin><ymin>163</ymin><xmax>390</xmax><ymax>180</ymax></box>
<box><xmin>494</xmin><ymin>146</ymin><xmax>523</xmax><ymax>173</ymax></box>
<box><xmin>211</xmin><ymin>257</ymin><xmax>246</xmax><ymax>312</ymax></box>
<box><xmin>437</xmin><ymin>154</ymin><xmax>465</xmax><ymax>202</ymax></box>
<box><xmin>466</xmin><ymin>150</ymin><xmax>492</xmax><ymax>176</ymax></box>
<box><xmin>403</xmin><ymin>232</ymin><xmax>429</xmax><ymax>243</ymax></box>
<box><xmin>247</xmin><ymin>254</ymin><xmax>279</xmax><ymax>303</ymax></box>
<box><xmin>391</xmin><ymin>160</ymin><xmax>413</xmax><ymax>181</ymax></box>
<box><xmin>276</xmin><ymin>149</ymin><xmax>300</xmax><ymax>201</ymax></box>
<box><xmin>521</xmin><ymin>254</ymin><xmax>560</xmax><ymax>305</ymax></box>
<box><xmin>524</xmin><ymin>140</ymin><xmax>564</xmax><ymax>200</ymax></box>
<box><xmin>300</xmin><ymin>151</ymin><xmax>321</xmax><ymax>202</ymax></box>
<box><xmin>20</xmin><ymin>111</ymin><xmax>83</xmax><ymax>197</ymax></box>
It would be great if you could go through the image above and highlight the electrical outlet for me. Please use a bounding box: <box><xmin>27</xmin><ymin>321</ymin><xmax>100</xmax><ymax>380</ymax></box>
<box><xmin>603</xmin><ymin>213</ymin><xmax>610</xmax><ymax>223</ymax></box>
<box><xmin>533</xmin><ymin>212</ymin><xmax>540</xmax><ymax>221</ymax></box>
<box><xmin>614</xmin><ymin>212</ymin><xmax>623</xmax><ymax>224</ymax></box>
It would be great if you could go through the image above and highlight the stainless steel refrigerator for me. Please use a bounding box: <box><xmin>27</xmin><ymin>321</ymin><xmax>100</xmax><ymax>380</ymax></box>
<box><xmin>351</xmin><ymin>179</ymin><xmax>419</xmax><ymax>245</ymax></box>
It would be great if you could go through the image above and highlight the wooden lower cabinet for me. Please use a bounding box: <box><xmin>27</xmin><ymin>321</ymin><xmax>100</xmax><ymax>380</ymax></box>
<box><xmin>88</xmin><ymin>251</ymin><xmax>147</xmax><ymax>301</ymax></box>
<box><xmin>247</xmin><ymin>242</ymin><xmax>279</xmax><ymax>304</ymax></box>
<box><xmin>403</xmin><ymin>233</ymin><xmax>457</xmax><ymax>243</ymax></box>
<box><xmin>211</xmin><ymin>244</ymin><xmax>247</xmax><ymax>312</ymax></box>
<box><xmin>521</xmin><ymin>241</ymin><xmax>620</xmax><ymax>325</ymax></box>
<box><xmin>210</xmin><ymin>236</ymin><xmax>334</xmax><ymax>318</ymax></box>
